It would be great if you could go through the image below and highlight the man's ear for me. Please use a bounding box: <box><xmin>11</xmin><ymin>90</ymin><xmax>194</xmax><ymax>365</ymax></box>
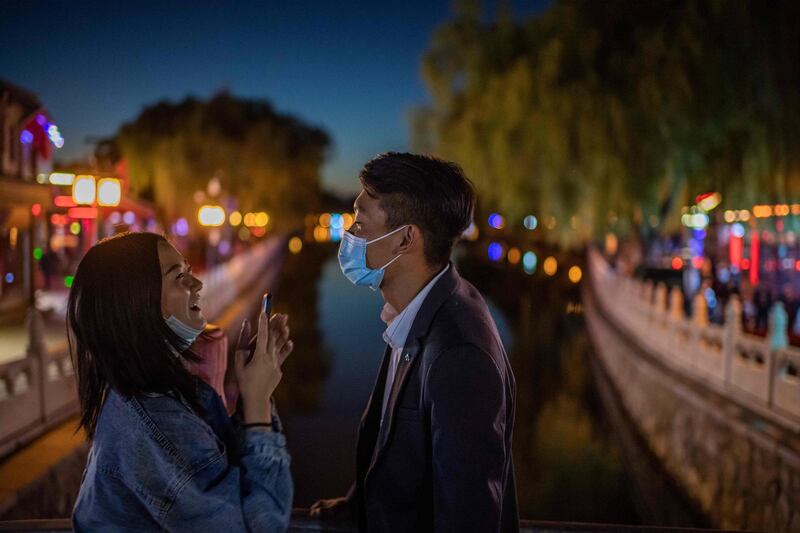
<box><xmin>395</xmin><ymin>225</ymin><xmax>421</xmax><ymax>255</ymax></box>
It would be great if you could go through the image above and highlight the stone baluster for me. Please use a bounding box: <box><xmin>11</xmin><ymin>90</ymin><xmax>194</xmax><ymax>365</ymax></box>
<box><xmin>655</xmin><ymin>283</ymin><xmax>668</xmax><ymax>315</ymax></box>
<box><xmin>766</xmin><ymin>301</ymin><xmax>787</xmax><ymax>406</ymax></box>
<box><xmin>670</xmin><ymin>286</ymin><xmax>684</xmax><ymax>321</ymax></box>
<box><xmin>693</xmin><ymin>291</ymin><xmax>708</xmax><ymax>327</ymax></box>
<box><xmin>768</xmin><ymin>301</ymin><xmax>788</xmax><ymax>352</ymax></box>
<box><xmin>723</xmin><ymin>295</ymin><xmax>743</xmax><ymax>384</ymax></box>
<box><xmin>644</xmin><ymin>280</ymin><xmax>654</xmax><ymax>305</ymax></box>
<box><xmin>25</xmin><ymin>306</ymin><xmax>47</xmax><ymax>425</ymax></box>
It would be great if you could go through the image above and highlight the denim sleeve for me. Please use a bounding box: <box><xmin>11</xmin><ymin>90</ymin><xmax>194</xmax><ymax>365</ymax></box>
<box><xmin>162</xmin><ymin>430</ymin><xmax>292</xmax><ymax>532</ymax></box>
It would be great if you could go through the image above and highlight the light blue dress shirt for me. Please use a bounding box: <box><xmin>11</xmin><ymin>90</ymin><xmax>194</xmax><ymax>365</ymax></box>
<box><xmin>379</xmin><ymin>264</ymin><xmax>450</xmax><ymax>423</ymax></box>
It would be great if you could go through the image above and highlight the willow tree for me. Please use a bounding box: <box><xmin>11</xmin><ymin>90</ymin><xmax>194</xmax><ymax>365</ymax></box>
<box><xmin>113</xmin><ymin>91</ymin><xmax>330</xmax><ymax>230</ymax></box>
<box><xmin>413</xmin><ymin>0</ymin><xmax>800</xmax><ymax>248</ymax></box>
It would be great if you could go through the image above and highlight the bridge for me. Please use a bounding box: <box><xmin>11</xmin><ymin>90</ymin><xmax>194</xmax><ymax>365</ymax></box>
<box><xmin>584</xmin><ymin>248</ymin><xmax>800</xmax><ymax>532</ymax></box>
<box><xmin>0</xmin><ymin>241</ymin><xmax>793</xmax><ymax>531</ymax></box>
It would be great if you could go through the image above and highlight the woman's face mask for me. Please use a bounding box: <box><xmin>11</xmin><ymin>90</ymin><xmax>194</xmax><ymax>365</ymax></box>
<box><xmin>338</xmin><ymin>225</ymin><xmax>408</xmax><ymax>291</ymax></box>
<box><xmin>164</xmin><ymin>314</ymin><xmax>204</xmax><ymax>349</ymax></box>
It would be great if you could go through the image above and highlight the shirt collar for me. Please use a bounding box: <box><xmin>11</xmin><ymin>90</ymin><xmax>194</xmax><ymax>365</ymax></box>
<box><xmin>381</xmin><ymin>264</ymin><xmax>450</xmax><ymax>350</ymax></box>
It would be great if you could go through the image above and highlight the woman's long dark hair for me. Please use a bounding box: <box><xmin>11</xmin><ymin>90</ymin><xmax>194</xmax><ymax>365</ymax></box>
<box><xmin>68</xmin><ymin>232</ymin><xmax>202</xmax><ymax>439</ymax></box>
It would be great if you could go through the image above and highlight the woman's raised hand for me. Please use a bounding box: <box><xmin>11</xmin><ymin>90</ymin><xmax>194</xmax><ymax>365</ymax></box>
<box><xmin>234</xmin><ymin>310</ymin><xmax>293</xmax><ymax>425</ymax></box>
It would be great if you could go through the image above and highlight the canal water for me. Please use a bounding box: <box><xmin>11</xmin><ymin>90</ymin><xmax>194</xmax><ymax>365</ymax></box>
<box><xmin>271</xmin><ymin>242</ymin><xmax>642</xmax><ymax>524</ymax></box>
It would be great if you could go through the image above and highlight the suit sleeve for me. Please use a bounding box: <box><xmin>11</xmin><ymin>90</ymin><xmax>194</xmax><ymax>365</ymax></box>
<box><xmin>425</xmin><ymin>344</ymin><xmax>508</xmax><ymax>533</ymax></box>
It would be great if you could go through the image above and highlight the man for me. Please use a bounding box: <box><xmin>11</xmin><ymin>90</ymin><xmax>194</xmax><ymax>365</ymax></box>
<box><xmin>310</xmin><ymin>152</ymin><xmax>518</xmax><ymax>532</ymax></box>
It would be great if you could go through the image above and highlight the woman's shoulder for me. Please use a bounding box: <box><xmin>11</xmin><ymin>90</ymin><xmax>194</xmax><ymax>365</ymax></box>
<box><xmin>82</xmin><ymin>390</ymin><xmax>230</xmax><ymax>524</ymax></box>
<box><xmin>95</xmin><ymin>389</ymin><xmax>225</xmax><ymax>472</ymax></box>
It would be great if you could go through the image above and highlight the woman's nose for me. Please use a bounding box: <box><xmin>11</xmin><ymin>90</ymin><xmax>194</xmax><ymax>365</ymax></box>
<box><xmin>187</xmin><ymin>274</ymin><xmax>203</xmax><ymax>291</ymax></box>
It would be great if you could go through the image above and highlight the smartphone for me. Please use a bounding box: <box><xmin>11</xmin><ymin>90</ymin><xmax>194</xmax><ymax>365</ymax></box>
<box><xmin>246</xmin><ymin>292</ymin><xmax>272</xmax><ymax>365</ymax></box>
<box><xmin>261</xmin><ymin>292</ymin><xmax>272</xmax><ymax>316</ymax></box>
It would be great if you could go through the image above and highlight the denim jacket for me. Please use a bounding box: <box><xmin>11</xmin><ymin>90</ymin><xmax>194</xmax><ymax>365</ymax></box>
<box><xmin>72</xmin><ymin>379</ymin><xmax>292</xmax><ymax>532</ymax></box>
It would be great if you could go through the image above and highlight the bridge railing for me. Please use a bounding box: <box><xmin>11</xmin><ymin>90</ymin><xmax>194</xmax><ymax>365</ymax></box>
<box><xmin>588</xmin><ymin>248</ymin><xmax>800</xmax><ymax>429</ymax></box>
<box><xmin>0</xmin><ymin>515</ymin><xmax>758</xmax><ymax>533</ymax></box>
<box><xmin>0</xmin><ymin>238</ymin><xmax>280</xmax><ymax>460</ymax></box>
<box><xmin>196</xmin><ymin>237</ymin><xmax>281</xmax><ymax>320</ymax></box>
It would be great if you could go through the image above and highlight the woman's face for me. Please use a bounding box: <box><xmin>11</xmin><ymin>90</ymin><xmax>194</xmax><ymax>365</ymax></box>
<box><xmin>157</xmin><ymin>240</ymin><xmax>206</xmax><ymax>330</ymax></box>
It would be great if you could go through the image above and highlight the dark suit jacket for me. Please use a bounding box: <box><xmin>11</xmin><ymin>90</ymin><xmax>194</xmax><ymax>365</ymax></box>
<box><xmin>350</xmin><ymin>264</ymin><xmax>519</xmax><ymax>532</ymax></box>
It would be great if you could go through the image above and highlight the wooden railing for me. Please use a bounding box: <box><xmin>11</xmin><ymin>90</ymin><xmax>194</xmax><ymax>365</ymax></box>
<box><xmin>589</xmin><ymin>249</ymin><xmax>800</xmax><ymax>429</ymax></box>
<box><xmin>0</xmin><ymin>238</ymin><xmax>282</xmax><ymax>459</ymax></box>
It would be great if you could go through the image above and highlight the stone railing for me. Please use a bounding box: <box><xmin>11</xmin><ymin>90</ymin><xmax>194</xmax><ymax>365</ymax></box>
<box><xmin>197</xmin><ymin>238</ymin><xmax>281</xmax><ymax>321</ymax></box>
<box><xmin>0</xmin><ymin>515</ymin><xmax>755</xmax><ymax>532</ymax></box>
<box><xmin>588</xmin><ymin>248</ymin><xmax>800</xmax><ymax>429</ymax></box>
<box><xmin>0</xmin><ymin>310</ymin><xmax>74</xmax><ymax>459</ymax></box>
<box><xmin>0</xmin><ymin>237</ymin><xmax>283</xmax><ymax>460</ymax></box>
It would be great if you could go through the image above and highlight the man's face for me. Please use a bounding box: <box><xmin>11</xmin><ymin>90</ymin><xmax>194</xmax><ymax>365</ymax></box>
<box><xmin>352</xmin><ymin>189</ymin><xmax>399</xmax><ymax>270</ymax></box>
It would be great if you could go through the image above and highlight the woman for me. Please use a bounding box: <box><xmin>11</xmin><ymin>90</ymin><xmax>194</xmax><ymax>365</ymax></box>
<box><xmin>70</xmin><ymin>232</ymin><xmax>293</xmax><ymax>532</ymax></box>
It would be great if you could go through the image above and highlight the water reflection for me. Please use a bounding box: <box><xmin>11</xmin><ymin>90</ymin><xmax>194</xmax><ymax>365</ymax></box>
<box><xmin>277</xmin><ymin>242</ymin><xmax>640</xmax><ymax>523</ymax></box>
<box><xmin>276</xmin><ymin>246</ymin><xmax>386</xmax><ymax>506</ymax></box>
<box><xmin>456</xmin><ymin>249</ymin><xmax>639</xmax><ymax>524</ymax></box>
<box><xmin>270</xmin><ymin>244</ymin><xmax>331</xmax><ymax>414</ymax></box>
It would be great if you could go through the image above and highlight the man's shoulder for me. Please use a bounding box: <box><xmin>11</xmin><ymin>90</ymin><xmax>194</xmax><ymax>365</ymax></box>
<box><xmin>422</xmin><ymin>277</ymin><xmax>505</xmax><ymax>361</ymax></box>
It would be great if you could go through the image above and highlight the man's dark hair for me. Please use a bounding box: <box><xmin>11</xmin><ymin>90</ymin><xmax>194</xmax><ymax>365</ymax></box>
<box><xmin>67</xmin><ymin>232</ymin><xmax>203</xmax><ymax>439</ymax></box>
<box><xmin>359</xmin><ymin>152</ymin><xmax>475</xmax><ymax>267</ymax></box>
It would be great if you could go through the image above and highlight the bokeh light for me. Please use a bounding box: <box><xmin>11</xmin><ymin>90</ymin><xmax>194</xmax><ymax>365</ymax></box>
<box><xmin>488</xmin><ymin>213</ymin><xmax>505</xmax><ymax>230</ymax></box>
<box><xmin>568</xmin><ymin>266</ymin><xmax>582</xmax><ymax>283</ymax></box>
<box><xmin>342</xmin><ymin>213</ymin><xmax>354</xmax><ymax>230</ymax></box>
<box><xmin>72</xmin><ymin>175</ymin><xmax>96</xmax><ymax>205</ymax></box>
<box><xmin>254</xmin><ymin>212</ymin><xmax>269</xmax><ymax>227</ymax></box>
<box><xmin>523</xmin><ymin>215</ymin><xmax>538</xmax><ymax>230</ymax></box>
<box><xmin>97</xmin><ymin>178</ymin><xmax>121</xmax><ymax>207</ymax></box>
<box><xmin>288</xmin><ymin>236</ymin><xmax>303</xmax><ymax>254</ymax></box>
<box><xmin>523</xmin><ymin>251</ymin><xmax>537</xmax><ymax>274</ymax></box>
<box><xmin>543</xmin><ymin>256</ymin><xmax>557</xmax><ymax>276</ymax></box>
<box><xmin>488</xmin><ymin>242</ymin><xmax>504</xmax><ymax>262</ymax></box>
<box><xmin>175</xmin><ymin>218</ymin><xmax>189</xmax><ymax>236</ymax></box>
<box><xmin>198</xmin><ymin>205</ymin><xmax>226</xmax><ymax>227</ymax></box>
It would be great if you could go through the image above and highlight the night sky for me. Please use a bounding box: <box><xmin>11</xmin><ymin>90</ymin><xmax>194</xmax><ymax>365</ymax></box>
<box><xmin>1</xmin><ymin>1</ymin><xmax>549</xmax><ymax>194</ymax></box>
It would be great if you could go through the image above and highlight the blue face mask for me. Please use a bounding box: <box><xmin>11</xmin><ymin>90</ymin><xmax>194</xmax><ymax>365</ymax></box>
<box><xmin>165</xmin><ymin>315</ymin><xmax>205</xmax><ymax>349</ymax></box>
<box><xmin>338</xmin><ymin>225</ymin><xmax>408</xmax><ymax>291</ymax></box>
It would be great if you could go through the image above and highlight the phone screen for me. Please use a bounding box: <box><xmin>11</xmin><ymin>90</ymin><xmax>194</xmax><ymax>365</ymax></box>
<box><xmin>246</xmin><ymin>292</ymin><xmax>272</xmax><ymax>365</ymax></box>
<box><xmin>262</xmin><ymin>292</ymin><xmax>272</xmax><ymax>316</ymax></box>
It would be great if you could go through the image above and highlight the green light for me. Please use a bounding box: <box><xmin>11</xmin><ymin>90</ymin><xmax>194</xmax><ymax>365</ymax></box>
<box><xmin>33</xmin><ymin>247</ymin><xmax>43</xmax><ymax>260</ymax></box>
<box><xmin>64</xmin><ymin>275</ymin><xmax>74</xmax><ymax>288</ymax></box>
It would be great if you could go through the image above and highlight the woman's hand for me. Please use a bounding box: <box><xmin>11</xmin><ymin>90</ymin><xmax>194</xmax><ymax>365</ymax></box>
<box><xmin>234</xmin><ymin>310</ymin><xmax>292</xmax><ymax>425</ymax></box>
<box><xmin>246</xmin><ymin>314</ymin><xmax>293</xmax><ymax>366</ymax></box>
